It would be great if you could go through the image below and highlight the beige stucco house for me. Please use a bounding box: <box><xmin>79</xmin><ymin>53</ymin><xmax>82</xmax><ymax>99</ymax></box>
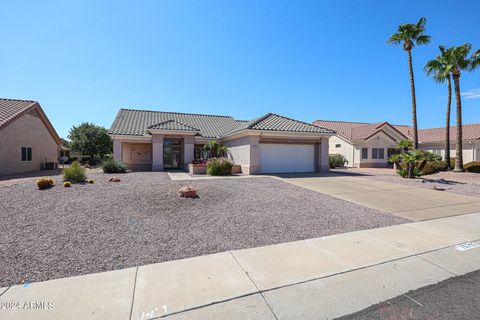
<box><xmin>109</xmin><ymin>109</ymin><xmax>335</xmax><ymax>174</ymax></box>
<box><xmin>314</xmin><ymin>120</ymin><xmax>480</xmax><ymax>168</ymax></box>
<box><xmin>0</xmin><ymin>98</ymin><xmax>62</xmax><ymax>175</ymax></box>
<box><xmin>313</xmin><ymin>120</ymin><xmax>411</xmax><ymax>168</ymax></box>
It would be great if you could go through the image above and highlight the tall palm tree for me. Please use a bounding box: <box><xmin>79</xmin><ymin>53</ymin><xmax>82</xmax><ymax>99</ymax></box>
<box><xmin>441</xmin><ymin>44</ymin><xmax>480</xmax><ymax>171</ymax></box>
<box><xmin>388</xmin><ymin>17</ymin><xmax>430</xmax><ymax>149</ymax></box>
<box><xmin>424</xmin><ymin>46</ymin><xmax>453</xmax><ymax>169</ymax></box>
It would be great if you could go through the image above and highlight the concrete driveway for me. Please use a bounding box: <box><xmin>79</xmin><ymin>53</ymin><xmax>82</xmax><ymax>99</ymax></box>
<box><xmin>275</xmin><ymin>174</ymin><xmax>480</xmax><ymax>221</ymax></box>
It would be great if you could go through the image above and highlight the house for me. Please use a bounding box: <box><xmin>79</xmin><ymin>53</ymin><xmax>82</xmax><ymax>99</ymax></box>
<box><xmin>109</xmin><ymin>109</ymin><xmax>335</xmax><ymax>174</ymax></box>
<box><xmin>417</xmin><ymin>124</ymin><xmax>480</xmax><ymax>163</ymax></box>
<box><xmin>314</xmin><ymin>119</ymin><xmax>480</xmax><ymax>168</ymax></box>
<box><xmin>313</xmin><ymin>120</ymin><xmax>411</xmax><ymax>168</ymax></box>
<box><xmin>0</xmin><ymin>98</ymin><xmax>62</xmax><ymax>175</ymax></box>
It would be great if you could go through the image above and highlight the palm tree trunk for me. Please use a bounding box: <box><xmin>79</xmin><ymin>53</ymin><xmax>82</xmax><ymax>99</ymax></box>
<box><xmin>407</xmin><ymin>49</ymin><xmax>419</xmax><ymax>149</ymax></box>
<box><xmin>445</xmin><ymin>76</ymin><xmax>452</xmax><ymax>169</ymax></box>
<box><xmin>453</xmin><ymin>73</ymin><xmax>464</xmax><ymax>172</ymax></box>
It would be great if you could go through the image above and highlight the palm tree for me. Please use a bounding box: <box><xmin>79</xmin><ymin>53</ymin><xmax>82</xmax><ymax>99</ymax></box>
<box><xmin>388</xmin><ymin>17</ymin><xmax>430</xmax><ymax>149</ymax></box>
<box><xmin>424</xmin><ymin>46</ymin><xmax>453</xmax><ymax>169</ymax></box>
<box><xmin>396</xmin><ymin>139</ymin><xmax>414</xmax><ymax>153</ymax></box>
<box><xmin>441</xmin><ymin>44</ymin><xmax>480</xmax><ymax>171</ymax></box>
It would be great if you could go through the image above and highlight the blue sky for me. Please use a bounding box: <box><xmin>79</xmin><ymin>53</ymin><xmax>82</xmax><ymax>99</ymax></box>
<box><xmin>1</xmin><ymin>1</ymin><xmax>479</xmax><ymax>138</ymax></box>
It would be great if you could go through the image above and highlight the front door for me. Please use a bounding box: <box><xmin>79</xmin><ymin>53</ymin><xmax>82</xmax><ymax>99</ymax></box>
<box><xmin>163</xmin><ymin>139</ymin><xmax>182</xmax><ymax>169</ymax></box>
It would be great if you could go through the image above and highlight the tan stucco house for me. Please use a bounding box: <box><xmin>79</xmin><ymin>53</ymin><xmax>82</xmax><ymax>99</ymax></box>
<box><xmin>313</xmin><ymin>120</ymin><xmax>411</xmax><ymax>168</ymax></box>
<box><xmin>109</xmin><ymin>109</ymin><xmax>335</xmax><ymax>174</ymax></box>
<box><xmin>0</xmin><ymin>98</ymin><xmax>62</xmax><ymax>175</ymax></box>
<box><xmin>314</xmin><ymin>119</ymin><xmax>480</xmax><ymax>167</ymax></box>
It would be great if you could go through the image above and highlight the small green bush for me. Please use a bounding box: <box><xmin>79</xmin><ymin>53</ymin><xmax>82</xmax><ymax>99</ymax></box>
<box><xmin>206</xmin><ymin>158</ymin><xmax>233</xmax><ymax>176</ymax></box>
<box><xmin>37</xmin><ymin>177</ymin><xmax>55</xmax><ymax>190</ymax></box>
<box><xmin>397</xmin><ymin>167</ymin><xmax>420</xmax><ymax>178</ymax></box>
<box><xmin>329</xmin><ymin>154</ymin><xmax>347</xmax><ymax>169</ymax></box>
<box><xmin>464</xmin><ymin>161</ymin><xmax>480</xmax><ymax>173</ymax></box>
<box><xmin>102</xmin><ymin>158</ymin><xmax>127</xmax><ymax>173</ymax></box>
<box><xmin>63</xmin><ymin>161</ymin><xmax>87</xmax><ymax>183</ymax></box>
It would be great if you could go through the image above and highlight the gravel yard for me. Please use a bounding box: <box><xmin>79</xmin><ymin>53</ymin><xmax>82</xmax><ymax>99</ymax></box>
<box><xmin>332</xmin><ymin>168</ymin><xmax>480</xmax><ymax>198</ymax></box>
<box><xmin>0</xmin><ymin>171</ymin><xmax>407</xmax><ymax>287</ymax></box>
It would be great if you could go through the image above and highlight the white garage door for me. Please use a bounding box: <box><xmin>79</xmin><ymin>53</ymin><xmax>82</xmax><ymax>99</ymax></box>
<box><xmin>259</xmin><ymin>143</ymin><xmax>315</xmax><ymax>173</ymax></box>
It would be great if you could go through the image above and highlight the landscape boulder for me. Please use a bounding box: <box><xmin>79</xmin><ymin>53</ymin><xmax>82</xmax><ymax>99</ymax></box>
<box><xmin>108</xmin><ymin>177</ymin><xmax>121</xmax><ymax>182</ymax></box>
<box><xmin>178</xmin><ymin>186</ymin><xmax>198</xmax><ymax>198</ymax></box>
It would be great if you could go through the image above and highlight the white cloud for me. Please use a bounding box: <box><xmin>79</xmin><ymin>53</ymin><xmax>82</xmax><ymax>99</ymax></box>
<box><xmin>461</xmin><ymin>88</ymin><xmax>480</xmax><ymax>99</ymax></box>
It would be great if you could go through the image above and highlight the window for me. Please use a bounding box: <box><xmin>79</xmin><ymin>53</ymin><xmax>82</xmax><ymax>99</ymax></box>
<box><xmin>194</xmin><ymin>145</ymin><xmax>208</xmax><ymax>160</ymax></box>
<box><xmin>361</xmin><ymin>148</ymin><xmax>368</xmax><ymax>159</ymax></box>
<box><xmin>372</xmin><ymin>148</ymin><xmax>384</xmax><ymax>159</ymax></box>
<box><xmin>335</xmin><ymin>144</ymin><xmax>341</xmax><ymax>148</ymax></box>
<box><xmin>21</xmin><ymin>147</ymin><xmax>32</xmax><ymax>161</ymax></box>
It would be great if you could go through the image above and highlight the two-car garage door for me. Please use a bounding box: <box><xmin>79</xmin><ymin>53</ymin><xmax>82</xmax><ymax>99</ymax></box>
<box><xmin>259</xmin><ymin>143</ymin><xmax>315</xmax><ymax>173</ymax></box>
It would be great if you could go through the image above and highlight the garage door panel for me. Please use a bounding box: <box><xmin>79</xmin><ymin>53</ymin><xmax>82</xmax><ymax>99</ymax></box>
<box><xmin>259</xmin><ymin>143</ymin><xmax>315</xmax><ymax>173</ymax></box>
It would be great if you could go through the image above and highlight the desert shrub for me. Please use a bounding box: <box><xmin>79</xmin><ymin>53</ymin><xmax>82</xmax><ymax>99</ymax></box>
<box><xmin>464</xmin><ymin>161</ymin><xmax>480</xmax><ymax>173</ymax></box>
<box><xmin>102</xmin><ymin>158</ymin><xmax>127</xmax><ymax>173</ymax></box>
<box><xmin>420</xmin><ymin>161</ymin><xmax>438</xmax><ymax>175</ymax></box>
<box><xmin>206</xmin><ymin>158</ymin><xmax>233</xmax><ymax>175</ymax></box>
<box><xmin>87</xmin><ymin>179</ymin><xmax>95</xmax><ymax>184</ymax></box>
<box><xmin>394</xmin><ymin>150</ymin><xmax>440</xmax><ymax>178</ymax></box>
<box><xmin>435</xmin><ymin>160</ymin><xmax>449</xmax><ymax>172</ymax></box>
<box><xmin>63</xmin><ymin>181</ymin><xmax>72</xmax><ymax>187</ymax></box>
<box><xmin>329</xmin><ymin>154</ymin><xmax>347</xmax><ymax>169</ymax></box>
<box><xmin>63</xmin><ymin>161</ymin><xmax>87</xmax><ymax>183</ymax></box>
<box><xmin>37</xmin><ymin>177</ymin><xmax>55</xmax><ymax>190</ymax></box>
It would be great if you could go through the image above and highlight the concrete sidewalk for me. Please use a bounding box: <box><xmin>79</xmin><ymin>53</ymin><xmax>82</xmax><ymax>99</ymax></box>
<box><xmin>1</xmin><ymin>213</ymin><xmax>480</xmax><ymax>320</ymax></box>
<box><xmin>277</xmin><ymin>175</ymin><xmax>480</xmax><ymax>221</ymax></box>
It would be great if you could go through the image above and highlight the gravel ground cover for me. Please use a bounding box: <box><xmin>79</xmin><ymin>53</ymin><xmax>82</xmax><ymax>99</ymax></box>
<box><xmin>0</xmin><ymin>172</ymin><xmax>407</xmax><ymax>287</ymax></box>
<box><xmin>332</xmin><ymin>168</ymin><xmax>480</xmax><ymax>198</ymax></box>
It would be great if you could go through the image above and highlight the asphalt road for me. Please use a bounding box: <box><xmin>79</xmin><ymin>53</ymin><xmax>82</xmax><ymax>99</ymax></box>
<box><xmin>338</xmin><ymin>269</ymin><xmax>480</xmax><ymax>320</ymax></box>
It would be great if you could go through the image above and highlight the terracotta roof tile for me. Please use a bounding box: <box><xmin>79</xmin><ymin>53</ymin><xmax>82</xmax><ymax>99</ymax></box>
<box><xmin>0</xmin><ymin>98</ymin><xmax>37</xmax><ymax>129</ymax></box>
<box><xmin>314</xmin><ymin>119</ymin><xmax>480</xmax><ymax>143</ymax></box>
<box><xmin>419</xmin><ymin>124</ymin><xmax>480</xmax><ymax>143</ymax></box>
<box><xmin>314</xmin><ymin>120</ymin><xmax>409</xmax><ymax>141</ymax></box>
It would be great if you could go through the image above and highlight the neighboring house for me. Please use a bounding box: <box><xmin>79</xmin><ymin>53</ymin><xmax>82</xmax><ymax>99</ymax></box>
<box><xmin>109</xmin><ymin>109</ymin><xmax>335</xmax><ymax>174</ymax></box>
<box><xmin>313</xmin><ymin>120</ymin><xmax>410</xmax><ymax>168</ymax></box>
<box><xmin>418</xmin><ymin>124</ymin><xmax>480</xmax><ymax>163</ymax></box>
<box><xmin>0</xmin><ymin>98</ymin><xmax>62</xmax><ymax>175</ymax></box>
<box><xmin>314</xmin><ymin>119</ymin><xmax>480</xmax><ymax>167</ymax></box>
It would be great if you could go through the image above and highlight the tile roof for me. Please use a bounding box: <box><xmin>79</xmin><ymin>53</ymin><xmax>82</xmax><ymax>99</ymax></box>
<box><xmin>314</xmin><ymin>119</ymin><xmax>480</xmax><ymax>143</ymax></box>
<box><xmin>0</xmin><ymin>98</ymin><xmax>38</xmax><ymax>129</ymax></box>
<box><xmin>418</xmin><ymin>124</ymin><xmax>480</xmax><ymax>143</ymax></box>
<box><xmin>225</xmin><ymin>113</ymin><xmax>335</xmax><ymax>135</ymax></box>
<box><xmin>109</xmin><ymin>109</ymin><xmax>242</xmax><ymax>138</ymax></box>
<box><xmin>0</xmin><ymin>98</ymin><xmax>62</xmax><ymax>145</ymax></box>
<box><xmin>110</xmin><ymin>109</ymin><xmax>334</xmax><ymax>138</ymax></box>
<box><xmin>314</xmin><ymin>120</ymin><xmax>409</xmax><ymax>141</ymax></box>
<box><xmin>147</xmin><ymin>120</ymin><xmax>200</xmax><ymax>132</ymax></box>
